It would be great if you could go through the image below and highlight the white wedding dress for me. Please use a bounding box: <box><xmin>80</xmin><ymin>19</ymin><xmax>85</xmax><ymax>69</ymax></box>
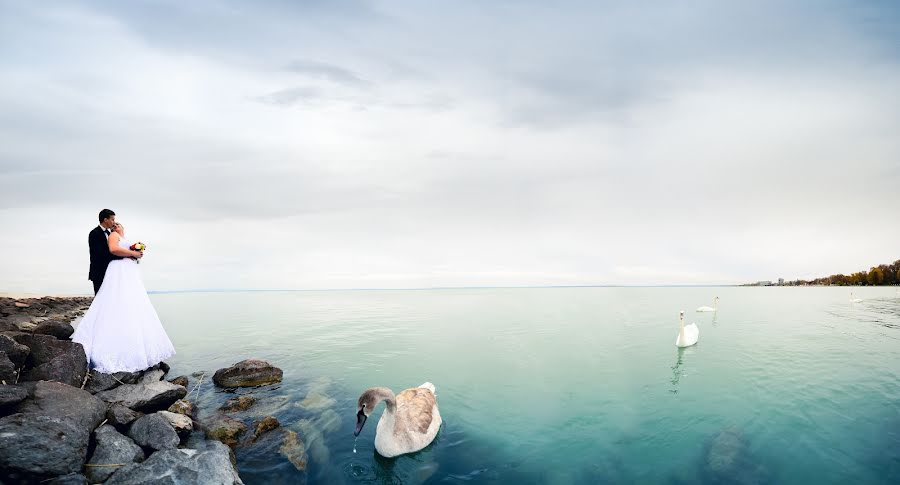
<box><xmin>73</xmin><ymin>235</ymin><xmax>175</xmax><ymax>373</ymax></box>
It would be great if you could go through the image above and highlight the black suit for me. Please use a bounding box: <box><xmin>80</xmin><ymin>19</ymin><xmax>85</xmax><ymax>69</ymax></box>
<box><xmin>89</xmin><ymin>226</ymin><xmax>123</xmax><ymax>295</ymax></box>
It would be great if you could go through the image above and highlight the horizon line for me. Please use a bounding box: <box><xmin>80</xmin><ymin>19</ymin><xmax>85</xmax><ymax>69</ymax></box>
<box><xmin>146</xmin><ymin>284</ymin><xmax>744</xmax><ymax>294</ymax></box>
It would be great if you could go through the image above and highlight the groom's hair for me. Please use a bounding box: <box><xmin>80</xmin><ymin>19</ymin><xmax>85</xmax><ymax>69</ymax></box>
<box><xmin>98</xmin><ymin>209</ymin><xmax>116</xmax><ymax>222</ymax></box>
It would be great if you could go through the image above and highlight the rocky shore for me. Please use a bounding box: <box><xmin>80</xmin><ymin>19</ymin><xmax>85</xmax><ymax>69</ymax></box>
<box><xmin>0</xmin><ymin>297</ymin><xmax>296</xmax><ymax>484</ymax></box>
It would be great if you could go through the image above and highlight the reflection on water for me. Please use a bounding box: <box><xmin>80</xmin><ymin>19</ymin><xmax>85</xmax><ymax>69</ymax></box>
<box><xmin>154</xmin><ymin>287</ymin><xmax>900</xmax><ymax>484</ymax></box>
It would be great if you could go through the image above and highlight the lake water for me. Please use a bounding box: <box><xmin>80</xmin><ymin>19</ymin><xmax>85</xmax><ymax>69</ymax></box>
<box><xmin>149</xmin><ymin>286</ymin><xmax>900</xmax><ymax>484</ymax></box>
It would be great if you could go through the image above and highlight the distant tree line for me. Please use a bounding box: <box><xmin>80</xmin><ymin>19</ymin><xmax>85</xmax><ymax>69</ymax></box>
<box><xmin>784</xmin><ymin>259</ymin><xmax>900</xmax><ymax>286</ymax></box>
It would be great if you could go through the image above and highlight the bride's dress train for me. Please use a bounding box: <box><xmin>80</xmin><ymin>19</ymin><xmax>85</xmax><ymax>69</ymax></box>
<box><xmin>73</xmin><ymin>236</ymin><xmax>175</xmax><ymax>373</ymax></box>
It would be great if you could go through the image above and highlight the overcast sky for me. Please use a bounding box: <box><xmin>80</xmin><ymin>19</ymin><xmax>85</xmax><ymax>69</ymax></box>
<box><xmin>1</xmin><ymin>0</ymin><xmax>898</xmax><ymax>293</ymax></box>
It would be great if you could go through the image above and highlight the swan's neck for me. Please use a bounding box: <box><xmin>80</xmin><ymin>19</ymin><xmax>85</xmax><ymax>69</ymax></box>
<box><xmin>372</xmin><ymin>388</ymin><xmax>397</xmax><ymax>413</ymax></box>
<box><xmin>678</xmin><ymin>315</ymin><xmax>685</xmax><ymax>339</ymax></box>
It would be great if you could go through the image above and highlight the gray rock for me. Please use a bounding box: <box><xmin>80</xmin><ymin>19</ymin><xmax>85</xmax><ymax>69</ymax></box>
<box><xmin>107</xmin><ymin>402</ymin><xmax>143</xmax><ymax>428</ymax></box>
<box><xmin>213</xmin><ymin>359</ymin><xmax>283</xmax><ymax>388</ymax></box>
<box><xmin>32</xmin><ymin>320</ymin><xmax>74</xmax><ymax>340</ymax></box>
<box><xmin>140</xmin><ymin>369</ymin><xmax>166</xmax><ymax>384</ymax></box>
<box><xmin>22</xmin><ymin>351</ymin><xmax>87</xmax><ymax>387</ymax></box>
<box><xmin>0</xmin><ymin>413</ymin><xmax>89</xmax><ymax>482</ymax></box>
<box><xmin>106</xmin><ymin>440</ymin><xmax>243</xmax><ymax>485</ymax></box>
<box><xmin>16</xmin><ymin>381</ymin><xmax>106</xmax><ymax>436</ymax></box>
<box><xmin>0</xmin><ymin>384</ymin><xmax>28</xmax><ymax>408</ymax></box>
<box><xmin>203</xmin><ymin>414</ymin><xmax>247</xmax><ymax>449</ymax></box>
<box><xmin>0</xmin><ymin>352</ymin><xmax>15</xmax><ymax>383</ymax></box>
<box><xmin>129</xmin><ymin>413</ymin><xmax>180</xmax><ymax>451</ymax></box>
<box><xmin>46</xmin><ymin>473</ymin><xmax>88</xmax><ymax>484</ymax></box>
<box><xmin>96</xmin><ymin>380</ymin><xmax>187</xmax><ymax>412</ymax></box>
<box><xmin>9</xmin><ymin>333</ymin><xmax>82</xmax><ymax>367</ymax></box>
<box><xmin>0</xmin><ymin>334</ymin><xmax>29</xmax><ymax>367</ymax></box>
<box><xmin>85</xmin><ymin>371</ymin><xmax>125</xmax><ymax>394</ymax></box>
<box><xmin>252</xmin><ymin>415</ymin><xmax>280</xmax><ymax>440</ymax></box>
<box><xmin>86</xmin><ymin>424</ymin><xmax>145</xmax><ymax>483</ymax></box>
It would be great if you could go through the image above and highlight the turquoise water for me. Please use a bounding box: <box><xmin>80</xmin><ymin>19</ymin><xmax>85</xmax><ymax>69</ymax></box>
<box><xmin>150</xmin><ymin>287</ymin><xmax>900</xmax><ymax>484</ymax></box>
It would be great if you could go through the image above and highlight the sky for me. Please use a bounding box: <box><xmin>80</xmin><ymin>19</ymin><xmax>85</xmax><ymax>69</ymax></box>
<box><xmin>1</xmin><ymin>0</ymin><xmax>898</xmax><ymax>294</ymax></box>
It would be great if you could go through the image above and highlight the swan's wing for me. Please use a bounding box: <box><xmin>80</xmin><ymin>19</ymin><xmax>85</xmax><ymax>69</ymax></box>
<box><xmin>397</xmin><ymin>387</ymin><xmax>437</xmax><ymax>434</ymax></box>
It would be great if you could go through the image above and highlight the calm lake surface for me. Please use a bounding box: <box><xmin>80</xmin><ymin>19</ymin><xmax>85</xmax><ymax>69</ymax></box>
<box><xmin>147</xmin><ymin>286</ymin><xmax>900</xmax><ymax>484</ymax></box>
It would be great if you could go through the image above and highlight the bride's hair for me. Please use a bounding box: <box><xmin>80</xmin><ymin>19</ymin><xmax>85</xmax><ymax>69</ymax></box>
<box><xmin>114</xmin><ymin>223</ymin><xmax>125</xmax><ymax>235</ymax></box>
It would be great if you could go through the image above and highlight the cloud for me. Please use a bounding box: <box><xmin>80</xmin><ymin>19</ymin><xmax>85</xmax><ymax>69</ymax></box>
<box><xmin>1</xmin><ymin>0</ymin><xmax>899</xmax><ymax>293</ymax></box>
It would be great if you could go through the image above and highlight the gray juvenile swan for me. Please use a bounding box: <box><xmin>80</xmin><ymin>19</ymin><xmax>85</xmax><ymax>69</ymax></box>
<box><xmin>354</xmin><ymin>382</ymin><xmax>442</xmax><ymax>458</ymax></box>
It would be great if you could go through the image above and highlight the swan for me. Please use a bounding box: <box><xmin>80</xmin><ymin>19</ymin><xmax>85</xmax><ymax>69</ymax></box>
<box><xmin>675</xmin><ymin>310</ymin><xmax>699</xmax><ymax>348</ymax></box>
<box><xmin>850</xmin><ymin>292</ymin><xmax>862</xmax><ymax>303</ymax></box>
<box><xmin>355</xmin><ymin>382</ymin><xmax>442</xmax><ymax>458</ymax></box>
<box><xmin>696</xmin><ymin>296</ymin><xmax>719</xmax><ymax>312</ymax></box>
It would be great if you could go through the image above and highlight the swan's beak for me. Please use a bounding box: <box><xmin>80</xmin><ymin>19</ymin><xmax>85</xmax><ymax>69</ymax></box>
<box><xmin>354</xmin><ymin>409</ymin><xmax>367</xmax><ymax>436</ymax></box>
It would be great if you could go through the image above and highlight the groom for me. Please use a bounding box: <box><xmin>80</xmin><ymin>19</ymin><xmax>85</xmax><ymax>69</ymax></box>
<box><xmin>88</xmin><ymin>208</ymin><xmax>142</xmax><ymax>294</ymax></box>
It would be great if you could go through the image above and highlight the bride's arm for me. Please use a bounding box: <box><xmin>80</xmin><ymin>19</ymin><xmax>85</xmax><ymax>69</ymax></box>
<box><xmin>108</xmin><ymin>233</ymin><xmax>143</xmax><ymax>259</ymax></box>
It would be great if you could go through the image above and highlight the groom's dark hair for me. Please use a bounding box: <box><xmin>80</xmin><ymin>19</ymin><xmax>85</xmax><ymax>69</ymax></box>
<box><xmin>98</xmin><ymin>209</ymin><xmax>116</xmax><ymax>222</ymax></box>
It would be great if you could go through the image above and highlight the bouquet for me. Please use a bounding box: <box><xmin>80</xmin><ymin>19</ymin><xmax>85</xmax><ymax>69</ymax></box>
<box><xmin>129</xmin><ymin>242</ymin><xmax>146</xmax><ymax>264</ymax></box>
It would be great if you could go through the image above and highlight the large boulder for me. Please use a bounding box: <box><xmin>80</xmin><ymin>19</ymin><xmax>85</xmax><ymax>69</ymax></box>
<box><xmin>106</xmin><ymin>439</ymin><xmax>243</xmax><ymax>485</ymax></box>
<box><xmin>213</xmin><ymin>359</ymin><xmax>282</xmax><ymax>388</ymax></box>
<box><xmin>10</xmin><ymin>333</ymin><xmax>87</xmax><ymax>387</ymax></box>
<box><xmin>169</xmin><ymin>375</ymin><xmax>189</xmax><ymax>387</ymax></box>
<box><xmin>32</xmin><ymin>320</ymin><xmax>75</xmax><ymax>340</ymax></box>
<box><xmin>0</xmin><ymin>334</ymin><xmax>29</xmax><ymax>367</ymax></box>
<box><xmin>22</xmin><ymin>352</ymin><xmax>87</xmax><ymax>387</ymax></box>
<box><xmin>203</xmin><ymin>414</ymin><xmax>247</xmax><ymax>449</ymax></box>
<box><xmin>86</xmin><ymin>424</ymin><xmax>145</xmax><ymax>483</ymax></box>
<box><xmin>96</xmin><ymin>380</ymin><xmax>187</xmax><ymax>412</ymax></box>
<box><xmin>16</xmin><ymin>381</ymin><xmax>106</xmax><ymax>436</ymax></box>
<box><xmin>129</xmin><ymin>413</ymin><xmax>180</xmax><ymax>451</ymax></box>
<box><xmin>0</xmin><ymin>413</ymin><xmax>89</xmax><ymax>482</ymax></box>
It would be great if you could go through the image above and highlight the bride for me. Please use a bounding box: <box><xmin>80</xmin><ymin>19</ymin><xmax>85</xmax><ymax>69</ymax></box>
<box><xmin>73</xmin><ymin>222</ymin><xmax>175</xmax><ymax>373</ymax></box>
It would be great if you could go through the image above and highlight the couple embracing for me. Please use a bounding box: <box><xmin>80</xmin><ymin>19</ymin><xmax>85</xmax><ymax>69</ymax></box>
<box><xmin>73</xmin><ymin>209</ymin><xmax>175</xmax><ymax>374</ymax></box>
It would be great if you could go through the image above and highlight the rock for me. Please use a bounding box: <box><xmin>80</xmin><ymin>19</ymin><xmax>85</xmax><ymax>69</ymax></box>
<box><xmin>96</xmin><ymin>380</ymin><xmax>187</xmax><ymax>412</ymax></box>
<box><xmin>0</xmin><ymin>352</ymin><xmax>15</xmax><ymax>383</ymax></box>
<box><xmin>106</xmin><ymin>403</ymin><xmax>143</xmax><ymax>428</ymax></box>
<box><xmin>32</xmin><ymin>320</ymin><xmax>74</xmax><ymax>340</ymax></box>
<box><xmin>280</xmin><ymin>429</ymin><xmax>308</xmax><ymax>471</ymax></box>
<box><xmin>0</xmin><ymin>384</ymin><xmax>28</xmax><ymax>408</ymax></box>
<box><xmin>128</xmin><ymin>413</ymin><xmax>180</xmax><ymax>451</ymax></box>
<box><xmin>0</xmin><ymin>334</ymin><xmax>29</xmax><ymax>367</ymax></box>
<box><xmin>213</xmin><ymin>359</ymin><xmax>282</xmax><ymax>388</ymax></box>
<box><xmin>22</xmin><ymin>351</ymin><xmax>87</xmax><ymax>387</ymax></box>
<box><xmin>10</xmin><ymin>333</ymin><xmax>87</xmax><ymax>387</ymax></box>
<box><xmin>298</xmin><ymin>391</ymin><xmax>335</xmax><ymax>410</ymax></box>
<box><xmin>252</xmin><ymin>415</ymin><xmax>280</xmax><ymax>440</ymax></box>
<box><xmin>158</xmin><ymin>410</ymin><xmax>193</xmax><ymax>436</ymax></box>
<box><xmin>85</xmin><ymin>424</ymin><xmax>145</xmax><ymax>483</ymax></box>
<box><xmin>169</xmin><ymin>375</ymin><xmax>189</xmax><ymax>387</ymax></box>
<box><xmin>85</xmin><ymin>371</ymin><xmax>124</xmax><ymax>394</ymax></box>
<box><xmin>221</xmin><ymin>394</ymin><xmax>257</xmax><ymax>413</ymax></box>
<box><xmin>16</xmin><ymin>381</ymin><xmax>106</xmax><ymax>436</ymax></box>
<box><xmin>13</xmin><ymin>301</ymin><xmax>30</xmax><ymax>308</ymax></box>
<box><xmin>168</xmin><ymin>399</ymin><xmax>195</xmax><ymax>417</ymax></box>
<box><xmin>46</xmin><ymin>473</ymin><xmax>88</xmax><ymax>484</ymax></box>
<box><xmin>0</xmin><ymin>320</ymin><xmax>21</xmax><ymax>332</ymax></box>
<box><xmin>203</xmin><ymin>414</ymin><xmax>247</xmax><ymax>449</ymax></box>
<box><xmin>139</xmin><ymin>369</ymin><xmax>165</xmax><ymax>384</ymax></box>
<box><xmin>0</xmin><ymin>413</ymin><xmax>89</xmax><ymax>482</ymax></box>
<box><xmin>106</xmin><ymin>440</ymin><xmax>243</xmax><ymax>485</ymax></box>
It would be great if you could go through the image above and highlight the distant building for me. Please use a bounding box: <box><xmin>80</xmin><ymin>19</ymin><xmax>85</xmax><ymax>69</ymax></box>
<box><xmin>756</xmin><ymin>280</ymin><xmax>773</xmax><ymax>286</ymax></box>
<box><xmin>778</xmin><ymin>278</ymin><xmax>784</xmax><ymax>286</ymax></box>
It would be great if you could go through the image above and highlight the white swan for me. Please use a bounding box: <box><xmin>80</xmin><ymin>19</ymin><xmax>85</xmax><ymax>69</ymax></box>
<box><xmin>355</xmin><ymin>382</ymin><xmax>442</xmax><ymax>458</ymax></box>
<box><xmin>696</xmin><ymin>296</ymin><xmax>719</xmax><ymax>312</ymax></box>
<box><xmin>850</xmin><ymin>292</ymin><xmax>862</xmax><ymax>303</ymax></box>
<box><xmin>676</xmin><ymin>310</ymin><xmax>699</xmax><ymax>348</ymax></box>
